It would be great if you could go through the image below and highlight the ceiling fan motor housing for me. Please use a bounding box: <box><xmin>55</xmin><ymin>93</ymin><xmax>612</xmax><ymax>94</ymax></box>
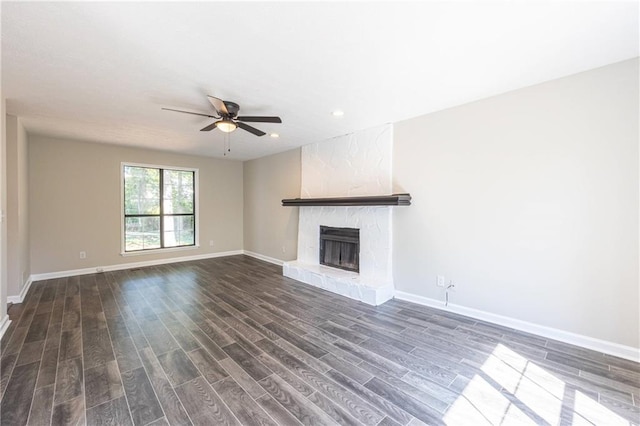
<box><xmin>223</xmin><ymin>101</ymin><xmax>240</xmax><ymax>118</ymax></box>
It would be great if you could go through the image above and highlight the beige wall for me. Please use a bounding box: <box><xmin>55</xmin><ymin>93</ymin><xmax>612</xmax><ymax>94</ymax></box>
<box><xmin>19</xmin><ymin>122</ymin><xmax>29</xmax><ymax>292</ymax></box>
<box><xmin>6</xmin><ymin>115</ymin><xmax>30</xmax><ymax>297</ymax></box>
<box><xmin>29</xmin><ymin>136</ymin><xmax>243</xmax><ymax>274</ymax></box>
<box><xmin>243</xmin><ymin>148</ymin><xmax>300</xmax><ymax>261</ymax></box>
<box><xmin>393</xmin><ymin>59</ymin><xmax>639</xmax><ymax>348</ymax></box>
<box><xmin>0</xmin><ymin>99</ymin><xmax>6</xmax><ymax>321</ymax></box>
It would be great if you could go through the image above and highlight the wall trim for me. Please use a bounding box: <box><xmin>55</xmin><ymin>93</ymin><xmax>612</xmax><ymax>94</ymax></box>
<box><xmin>7</xmin><ymin>277</ymin><xmax>33</xmax><ymax>304</ymax></box>
<box><xmin>394</xmin><ymin>290</ymin><xmax>640</xmax><ymax>363</ymax></box>
<box><xmin>29</xmin><ymin>250</ymin><xmax>244</xmax><ymax>282</ymax></box>
<box><xmin>0</xmin><ymin>315</ymin><xmax>11</xmax><ymax>341</ymax></box>
<box><xmin>243</xmin><ymin>250</ymin><xmax>284</xmax><ymax>266</ymax></box>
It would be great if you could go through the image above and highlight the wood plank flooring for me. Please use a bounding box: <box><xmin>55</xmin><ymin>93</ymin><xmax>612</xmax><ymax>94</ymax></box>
<box><xmin>1</xmin><ymin>255</ymin><xmax>639</xmax><ymax>425</ymax></box>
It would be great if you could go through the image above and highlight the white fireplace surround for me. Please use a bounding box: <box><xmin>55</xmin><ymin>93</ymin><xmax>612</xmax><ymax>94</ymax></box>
<box><xmin>283</xmin><ymin>124</ymin><xmax>395</xmax><ymax>305</ymax></box>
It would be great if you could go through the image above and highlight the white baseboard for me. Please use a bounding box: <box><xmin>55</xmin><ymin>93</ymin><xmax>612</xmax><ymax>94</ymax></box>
<box><xmin>395</xmin><ymin>291</ymin><xmax>640</xmax><ymax>363</ymax></box>
<box><xmin>0</xmin><ymin>315</ymin><xmax>11</xmax><ymax>341</ymax></box>
<box><xmin>7</xmin><ymin>277</ymin><xmax>34</xmax><ymax>304</ymax></box>
<box><xmin>29</xmin><ymin>250</ymin><xmax>244</xmax><ymax>282</ymax></box>
<box><xmin>243</xmin><ymin>250</ymin><xmax>284</xmax><ymax>266</ymax></box>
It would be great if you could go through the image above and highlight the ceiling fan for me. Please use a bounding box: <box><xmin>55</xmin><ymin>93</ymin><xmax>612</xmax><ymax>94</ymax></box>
<box><xmin>162</xmin><ymin>95</ymin><xmax>282</xmax><ymax>137</ymax></box>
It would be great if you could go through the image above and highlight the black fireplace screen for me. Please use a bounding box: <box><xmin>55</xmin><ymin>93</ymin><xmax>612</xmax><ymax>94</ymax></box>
<box><xmin>319</xmin><ymin>226</ymin><xmax>360</xmax><ymax>272</ymax></box>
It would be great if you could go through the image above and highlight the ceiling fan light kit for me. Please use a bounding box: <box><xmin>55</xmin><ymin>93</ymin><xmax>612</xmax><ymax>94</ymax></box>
<box><xmin>163</xmin><ymin>95</ymin><xmax>282</xmax><ymax>138</ymax></box>
<box><xmin>215</xmin><ymin>120</ymin><xmax>237</xmax><ymax>133</ymax></box>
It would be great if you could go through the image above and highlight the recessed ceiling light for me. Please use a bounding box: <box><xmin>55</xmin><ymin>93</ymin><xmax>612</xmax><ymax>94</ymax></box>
<box><xmin>270</xmin><ymin>133</ymin><xmax>279</xmax><ymax>138</ymax></box>
<box><xmin>332</xmin><ymin>110</ymin><xmax>344</xmax><ymax>117</ymax></box>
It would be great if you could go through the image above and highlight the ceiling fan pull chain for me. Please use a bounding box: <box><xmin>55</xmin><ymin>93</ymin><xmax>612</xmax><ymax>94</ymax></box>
<box><xmin>223</xmin><ymin>132</ymin><xmax>227</xmax><ymax>156</ymax></box>
<box><xmin>222</xmin><ymin>132</ymin><xmax>231</xmax><ymax>156</ymax></box>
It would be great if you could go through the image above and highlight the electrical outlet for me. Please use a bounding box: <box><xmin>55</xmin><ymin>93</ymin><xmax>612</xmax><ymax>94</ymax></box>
<box><xmin>282</xmin><ymin>246</ymin><xmax>286</xmax><ymax>253</ymax></box>
<box><xmin>79</xmin><ymin>251</ymin><xmax>86</xmax><ymax>259</ymax></box>
<box><xmin>209</xmin><ymin>240</ymin><xmax>214</xmax><ymax>247</ymax></box>
<box><xmin>437</xmin><ymin>275</ymin><xmax>445</xmax><ymax>287</ymax></box>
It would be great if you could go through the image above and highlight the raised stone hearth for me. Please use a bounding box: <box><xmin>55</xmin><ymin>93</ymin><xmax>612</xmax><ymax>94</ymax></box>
<box><xmin>283</xmin><ymin>261</ymin><xmax>394</xmax><ymax>306</ymax></box>
<box><xmin>283</xmin><ymin>124</ymin><xmax>395</xmax><ymax>306</ymax></box>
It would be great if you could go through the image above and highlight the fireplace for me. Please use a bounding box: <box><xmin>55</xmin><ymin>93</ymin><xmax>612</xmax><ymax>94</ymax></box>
<box><xmin>319</xmin><ymin>226</ymin><xmax>360</xmax><ymax>272</ymax></box>
<box><xmin>283</xmin><ymin>124</ymin><xmax>396</xmax><ymax>305</ymax></box>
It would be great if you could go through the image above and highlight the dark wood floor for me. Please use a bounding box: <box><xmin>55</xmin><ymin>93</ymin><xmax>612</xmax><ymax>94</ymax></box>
<box><xmin>0</xmin><ymin>255</ymin><xmax>638</xmax><ymax>426</ymax></box>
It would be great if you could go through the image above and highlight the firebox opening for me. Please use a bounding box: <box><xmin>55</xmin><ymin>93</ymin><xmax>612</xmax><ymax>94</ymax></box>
<box><xmin>319</xmin><ymin>226</ymin><xmax>360</xmax><ymax>273</ymax></box>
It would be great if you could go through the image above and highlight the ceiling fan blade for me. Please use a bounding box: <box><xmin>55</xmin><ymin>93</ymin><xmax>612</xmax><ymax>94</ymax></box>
<box><xmin>200</xmin><ymin>122</ymin><xmax>218</xmax><ymax>131</ymax></box>
<box><xmin>237</xmin><ymin>121</ymin><xmax>266</xmax><ymax>137</ymax></box>
<box><xmin>162</xmin><ymin>108</ymin><xmax>217</xmax><ymax>118</ymax></box>
<box><xmin>237</xmin><ymin>116</ymin><xmax>282</xmax><ymax>123</ymax></box>
<box><xmin>207</xmin><ymin>95</ymin><xmax>229</xmax><ymax>116</ymax></box>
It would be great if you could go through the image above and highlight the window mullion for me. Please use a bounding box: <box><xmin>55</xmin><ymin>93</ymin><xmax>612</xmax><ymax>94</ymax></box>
<box><xmin>159</xmin><ymin>168</ymin><xmax>165</xmax><ymax>248</ymax></box>
<box><xmin>192</xmin><ymin>171</ymin><xmax>196</xmax><ymax>245</ymax></box>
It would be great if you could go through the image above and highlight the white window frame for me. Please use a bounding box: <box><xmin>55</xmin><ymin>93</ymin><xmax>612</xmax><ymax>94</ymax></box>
<box><xmin>120</xmin><ymin>162</ymin><xmax>200</xmax><ymax>256</ymax></box>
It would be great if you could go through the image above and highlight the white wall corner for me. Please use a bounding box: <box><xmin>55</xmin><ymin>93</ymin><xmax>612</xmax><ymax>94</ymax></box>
<box><xmin>394</xmin><ymin>290</ymin><xmax>640</xmax><ymax>363</ymax></box>
<box><xmin>7</xmin><ymin>276</ymin><xmax>33</xmax><ymax>304</ymax></box>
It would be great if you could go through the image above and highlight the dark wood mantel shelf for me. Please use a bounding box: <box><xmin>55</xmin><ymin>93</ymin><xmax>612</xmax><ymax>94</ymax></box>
<box><xmin>282</xmin><ymin>193</ymin><xmax>411</xmax><ymax>207</ymax></box>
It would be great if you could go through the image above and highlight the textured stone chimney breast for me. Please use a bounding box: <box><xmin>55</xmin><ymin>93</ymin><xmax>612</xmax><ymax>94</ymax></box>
<box><xmin>283</xmin><ymin>124</ymin><xmax>394</xmax><ymax>305</ymax></box>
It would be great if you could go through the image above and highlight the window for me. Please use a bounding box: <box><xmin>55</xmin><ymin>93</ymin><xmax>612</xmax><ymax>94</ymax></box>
<box><xmin>122</xmin><ymin>163</ymin><xmax>197</xmax><ymax>253</ymax></box>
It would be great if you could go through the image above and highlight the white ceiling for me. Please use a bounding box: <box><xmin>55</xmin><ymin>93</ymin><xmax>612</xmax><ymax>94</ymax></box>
<box><xmin>2</xmin><ymin>2</ymin><xmax>638</xmax><ymax>161</ymax></box>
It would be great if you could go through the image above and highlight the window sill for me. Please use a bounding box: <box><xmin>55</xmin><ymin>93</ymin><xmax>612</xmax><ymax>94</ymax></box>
<box><xmin>121</xmin><ymin>245</ymin><xmax>200</xmax><ymax>257</ymax></box>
